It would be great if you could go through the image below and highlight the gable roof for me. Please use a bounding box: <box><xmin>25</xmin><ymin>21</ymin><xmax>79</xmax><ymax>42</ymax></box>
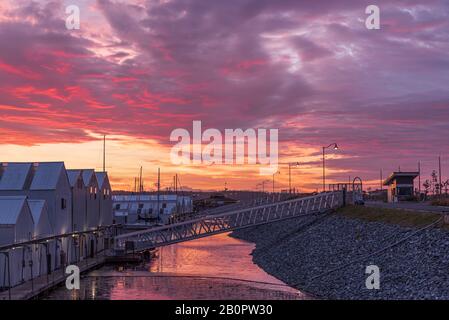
<box><xmin>30</xmin><ymin>162</ymin><xmax>65</xmax><ymax>190</ymax></box>
<box><xmin>67</xmin><ymin>169</ymin><xmax>82</xmax><ymax>187</ymax></box>
<box><xmin>27</xmin><ymin>199</ymin><xmax>46</xmax><ymax>223</ymax></box>
<box><xmin>0</xmin><ymin>163</ymin><xmax>32</xmax><ymax>190</ymax></box>
<box><xmin>383</xmin><ymin>172</ymin><xmax>419</xmax><ymax>186</ymax></box>
<box><xmin>0</xmin><ymin>196</ymin><xmax>29</xmax><ymax>225</ymax></box>
<box><xmin>95</xmin><ymin>172</ymin><xmax>109</xmax><ymax>189</ymax></box>
<box><xmin>81</xmin><ymin>169</ymin><xmax>96</xmax><ymax>187</ymax></box>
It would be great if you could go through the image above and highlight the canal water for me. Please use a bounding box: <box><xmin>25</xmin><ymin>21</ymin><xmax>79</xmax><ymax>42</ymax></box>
<box><xmin>44</xmin><ymin>232</ymin><xmax>307</xmax><ymax>300</ymax></box>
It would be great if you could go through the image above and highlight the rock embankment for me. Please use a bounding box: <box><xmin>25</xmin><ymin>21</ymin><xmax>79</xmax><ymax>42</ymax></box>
<box><xmin>231</xmin><ymin>213</ymin><xmax>449</xmax><ymax>299</ymax></box>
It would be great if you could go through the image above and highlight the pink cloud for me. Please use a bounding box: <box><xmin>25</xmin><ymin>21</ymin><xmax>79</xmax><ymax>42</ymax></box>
<box><xmin>0</xmin><ymin>0</ymin><xmax>448</xmax><ymax>189</ymax></box>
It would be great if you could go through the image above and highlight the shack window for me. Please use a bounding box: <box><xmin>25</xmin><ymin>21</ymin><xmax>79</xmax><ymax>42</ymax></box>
<box><xmin>61</xmin><ymin>198</ymin><xmax>67</xmax><ymax>209</ymax></box>
<box><xmin>397</xmin><ymin>187</ymin><xmax>412</xmax><ymax>196</ymax></box>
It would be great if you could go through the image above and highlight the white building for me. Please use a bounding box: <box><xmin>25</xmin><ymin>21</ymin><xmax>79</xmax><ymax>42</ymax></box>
<box><xmin>81</xmin><ymin>169</ymin><xmax>100</xmax><ymax>230</ymax></box>
<box><xmin>0</xmin><ymin>196</ymin><xmax>34</xmax><ymax>288</ymax></box>
<box><xmin>27</xmin><ymin>199</ymin><xmax>53</xmax><ymax>277</ymax></box>
<box><xmin>67</xmin><ymin>169</ymin><xmax>87</xmax><ymax>232</ymax></box>
<box><xmin>0</xmin><ymin>162</ymin><xmax>73</xmax><ymax>271</ymax></box>
<box><xmin>27</xmin><ymin>199</ymin><xmax>52</xmax><ymax>239</ymax></box>
<box><xmin>0</xmin><ymin>162</ymin><xmax>72</xmax><ymax>235</ymax></box>
<box><xmin>95</xmin><ymin>172</ymin><xmax>113</xmax><ymax>226</ymax></box>
<box><xmin>113</xmin><ymin>194</ymin><xmax>193</xmax><ymax>224</ymax></box>
<box><xmin>0</xmin><ymin>162</ymin><xmax>115</xmax><ymax>291</ymax></box>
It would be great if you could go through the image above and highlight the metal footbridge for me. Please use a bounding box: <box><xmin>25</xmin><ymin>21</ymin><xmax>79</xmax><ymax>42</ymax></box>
<box><xmin>113</xmin><ymin>191</ymin><xmax>343</xmax><ymax>254</ymax></box>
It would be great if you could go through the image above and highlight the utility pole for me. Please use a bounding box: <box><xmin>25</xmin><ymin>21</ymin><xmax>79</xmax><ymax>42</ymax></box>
<box><xmin>289</xmin><ymin>164</ymin><xmax>291</xmax><ymax>193</ymax></box>
<box><xmin>418</xmin><ymin>161</ymin><xmax>421</xmax><ymax>194</ymax></box>
<box><xmin>322</xmin><ymin>143</ymin><xmax>338</xmax><ymax>192</ymax></box>
<box><xmin>157</xmin><ymin>168</ymin><xmax>160</xmax><ymax>221</ymax></box>
<box><xmin>259</xmin><ymin>180</ymin><xmax>270</xmax><ymax>193</ymax></box>
<box><xmin>287</xmin><ymin>162</ymin><xmax>299</xmax><ymax>194</ymax></box>
<box><xmin>272</xmin><ymin>171</ymin><xmax>280</xmax><ymax>193</ymax></box>
<box><xmin>380</xmin><ymin>169</ymin><xmax>383</xmax><ymax>190</ymax></box>
<box><xmin>103</xmin><ymin>135</ymin><xmax>106</xmax><ymax>172</ymax></box>
<box><xmin>322</xmin><ymin>148</ymin><xmax>325</xmax><ymax>192</ymax></box>
<box><xmin>439</xmin><ymin>156</ymin><xmax>442</xmax><ymax>196</ymax></box>
<box><xmin>139</xmin><ymin>166</ymin><xmax>143</xmax><ymax>193</ymax></box>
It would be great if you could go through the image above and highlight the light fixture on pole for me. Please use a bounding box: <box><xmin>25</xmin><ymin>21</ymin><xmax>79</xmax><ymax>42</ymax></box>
<box><xmin>288</xmin><ymin>162</ymin><xmax>300</xmax><ymax>194</ymax></box>
<box><xmin>272</xmin><ymin>171</ymin><xmax>280</xmax><ymax>193</ymax></box>
<box><xmin>322</xmin><ymin>143</ymin><xmax>338</xmax><ymax>192</ymax></box>
<box><xmin>258</xmin><ymin>180</ymin><xmax>270</xmax><ymax>193</ymax></box>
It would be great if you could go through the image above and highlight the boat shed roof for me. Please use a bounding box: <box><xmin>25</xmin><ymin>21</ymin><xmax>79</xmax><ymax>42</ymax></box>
<box><xmin>67</xmin><ymin>169</ymin><xmax>82</xmax><ymax>187</ymax></box>
<box><xmin>82</xmin><ymin>169</ymin><xmax>96</xmax><ymax>187</ymax></box>
<box><xmin>27</xmin><ymin>199</ymin><xmax>46</xmax><ymax>224</ymax></box>
<box><xmin>0</xmin><ymin>196</ymin><xmax>29</xmax><ymax>225</ymax></box>
<box><xmin>0</xmin><ymin>163</ymin><xmax>32</xmax><ymax>190</ymax></box>
<box><xmin>30</xmin><ymin>162</ymin><xmax>65</xmax><ymax>190</ymax></box>
<box><xmin>95</xmin><ymin>172</ymin><xmax>108</xmax><ymax>189</ymax></box>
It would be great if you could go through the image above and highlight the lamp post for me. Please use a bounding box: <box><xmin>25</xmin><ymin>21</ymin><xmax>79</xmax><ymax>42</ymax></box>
<box><xmin>288</xmin><ymin>162</ymin><xmax>300</xmax><ymax>194</ymax></box>
<box><xmin>272</xmin><ymin>171</ymin><xmax>280</xmax><ymax>193</ymax></box>
<box><xmin>322</xmin><ymin>143</ymin><xmax>338</xmax><ymax>192</ymax></box>
<box><xmin>257</xmin><ymin>180</ymin><xmax>270</xmax><ymax>193</ymax></box>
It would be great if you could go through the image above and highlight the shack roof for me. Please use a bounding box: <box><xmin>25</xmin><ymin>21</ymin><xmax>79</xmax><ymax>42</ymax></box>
<box><xmin>383</xmin><ymin>172</ymin><xmax>419</xmax><ymax>186</ymax></box>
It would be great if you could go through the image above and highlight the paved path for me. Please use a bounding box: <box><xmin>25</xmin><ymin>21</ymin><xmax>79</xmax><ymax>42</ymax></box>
<box><xmin>365</xmin><ymin>201</ymin><xmax>449</xmax><ymax>213</ymax></box>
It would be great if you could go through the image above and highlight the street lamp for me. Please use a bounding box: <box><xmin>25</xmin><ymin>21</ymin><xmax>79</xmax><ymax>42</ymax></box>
<box><xmin>257</xmin><ymin>180</ymin><xmax>270</xmax><ymax>193</ymax></box>
<box><xmin>272</xmin><ymin>171</ymin><xmax>280</xmax><ymax>193</ymax></box>
<box><xmin>322</xmin><ymin>143</ymin><xmax>338</xmax><ymax>192</ymax></box>
<box><xmin>288</xmin><ymin>162</ymin><xmax>300</xmax><ymax>194</ymax></box>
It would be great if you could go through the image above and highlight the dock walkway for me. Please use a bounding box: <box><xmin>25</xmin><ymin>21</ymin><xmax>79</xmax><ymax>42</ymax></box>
<box><xmin>0</xmin><ymin>252</ymin><xmax>107</xmax><ymax>300</ymax></box>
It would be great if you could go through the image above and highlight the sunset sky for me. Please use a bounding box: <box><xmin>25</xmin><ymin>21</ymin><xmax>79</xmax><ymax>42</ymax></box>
<box><xmin>0</xmin><ymin>0</ymin><xmax>448</xmax><ymax>192</ymax></box>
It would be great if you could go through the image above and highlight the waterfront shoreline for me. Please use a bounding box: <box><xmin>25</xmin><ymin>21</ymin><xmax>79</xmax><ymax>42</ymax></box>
<box><xmin>230</xmin><ymin>209</ymin><xmax>449</xmax><ymax>300</ymax></box>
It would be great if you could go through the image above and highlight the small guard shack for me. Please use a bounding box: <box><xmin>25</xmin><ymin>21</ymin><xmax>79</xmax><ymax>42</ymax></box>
<box><xmin>383</xmin><ymin>172</ymin><xmax>419</xmax><ymax>202</ymax></box>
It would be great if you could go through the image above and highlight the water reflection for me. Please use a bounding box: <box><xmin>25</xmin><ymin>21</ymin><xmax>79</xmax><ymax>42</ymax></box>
<box><xmin>149</xmin><ymin>232</ymin><xmax>287</xmax><ymax>284</ymax></box>
<box><xmin>44</xmin><ymin>232</ymin><xmax>308</xmax><ymax>300</ymax></box>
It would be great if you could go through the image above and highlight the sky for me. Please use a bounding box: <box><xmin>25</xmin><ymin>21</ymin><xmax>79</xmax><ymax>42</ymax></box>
<box><xmin>0</xmin><ymin>0</ymin><xmax>448</xmax><ymax>192</ymax></box>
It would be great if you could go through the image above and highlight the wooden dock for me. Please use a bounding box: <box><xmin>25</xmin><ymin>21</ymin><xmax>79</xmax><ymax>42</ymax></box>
<box><xmin>0</xmin><ymin>253</ymin><xmax>107</xmax><ymax>300</ymax></box>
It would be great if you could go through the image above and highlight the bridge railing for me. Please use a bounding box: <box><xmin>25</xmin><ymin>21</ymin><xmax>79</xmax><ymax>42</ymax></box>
<box><xmin>113</xmin><ymin>191</ymin><xmax>343</xmax><ymax>253</ymax></box>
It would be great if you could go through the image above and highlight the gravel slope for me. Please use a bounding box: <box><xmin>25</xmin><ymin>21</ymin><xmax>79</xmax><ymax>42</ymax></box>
<box><xmin>230</xmin><ymin>213</ymin><xmax>449</xmax><ymax>299</ymax></box>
